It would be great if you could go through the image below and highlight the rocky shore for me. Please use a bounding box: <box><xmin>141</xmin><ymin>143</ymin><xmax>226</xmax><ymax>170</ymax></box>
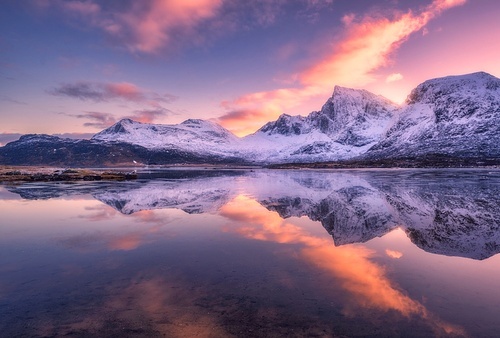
<box><xmin>0</xmin><ymin>167</ymin><xmax>137</xmax><ymax>182</ymax></box>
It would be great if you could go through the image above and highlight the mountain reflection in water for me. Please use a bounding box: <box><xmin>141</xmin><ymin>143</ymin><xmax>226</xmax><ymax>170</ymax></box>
<box><xmin>8</xmin><ymin>169</ymin><xmax>500</xmax><ymax>260</ymax></box>
<box><xmin>1</xmin><ymin>169</ymin><xmax>499</xmax><ymax>337</ymax></box>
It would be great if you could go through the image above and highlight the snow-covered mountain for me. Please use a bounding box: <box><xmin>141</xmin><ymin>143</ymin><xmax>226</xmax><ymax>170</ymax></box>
<box><xmin>94</xmin><ymin>179</ymin><xmax>234</xmax><ymax>215</ymax></box>
<box><xmin>241</xmin><ymin>86</ymin><xmax>398</xmax><ymax>163</ymax></box>
<box><xmin>365</xmin><ymin>72</ymin><xmax>500</xmax><ymax>160</ymax></box>
<box><xmin>87</xmin><ymin>86</ymin><xmax>398</xmax><ymax>164</ymax></box>
<box><xmin>92</xmin><ymin>118</ymin><xmax>241</xmax><ymax>157</ymax></box>
<box><xmin>1</xmin><ymin>71</ymin><xmax>499</xmax><ymax>166</ymax></box>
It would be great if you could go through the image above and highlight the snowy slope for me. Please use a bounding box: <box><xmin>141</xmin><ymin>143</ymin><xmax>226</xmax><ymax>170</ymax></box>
<box><xmin>89</xmin><ymin>86</ymin><xmax>398</xmax><ymax>164</ymax></box>
<box><xmin>366</xmin><ymin>72</ymin><xmax>500</xmax><ymax>159</ymax></box>
<box><xmin>94</xmin><ymin>177</ymin><xmax>238</xmax><ymax>214</ymax></box>
<box><xmin>242</xmin><ymin>86</ymin><xmax>398</xmax><ymax>163</ymax></box>
<box><xmin>92</xmin><ymin>118</ymin><xmax>242</xmax><ymax>157</ymax></box>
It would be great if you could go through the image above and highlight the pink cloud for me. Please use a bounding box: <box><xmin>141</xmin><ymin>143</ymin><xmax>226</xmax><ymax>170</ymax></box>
<box><xmin>385</xmin><ymin>249</ymin><xmax>404</xmax><ymax>259</ymax></box>
<box><xmin>67</xmin><ymin>108</ymin><xmax>171</xmax><ymax>129</ymax></box>
<box><xmin>130</xmin><ymin>108</ymin><xmax>172</xmax><ymax>124</ymax></box>
<box><xmin>105</xmin><ymin>82</ymin><xmax>145</xmax><ymax>102</ymax></box>
<box><xmin>54</xmin><ymin>0</ymin><xmax>223</xmax><ymax>54</ymax></box>
<box><xmin>62</xmin><ymin>0</ymin><xmax>100</xmax><ymax>16</ymax></box>
<box><xmin>216</xmin><ymin>108</ymin><xmax>271</xmax><ymax>137</ymax></box>
<box><xmin>385</xmin><ymin>73</ymin><xmax>404</xmax><ymax>83</ymax></box>
<box><xmin>218</xmin><ymin>0</ymin><xmax>467</xmax><ymax>135</ymax></box>
<box><xmin>50</xmin><ymin>81</ymin><xmax>176</xmax><ymax>104</ymax></box>
<box><xmin>117</xmin><ymin>0</ymin><xmax>223</xmax><ymax>53</ymax></box>
<box><xmin>300</xmin><ymin>0</ymin><xmax>467</xmax><ymax>88</ymax></box>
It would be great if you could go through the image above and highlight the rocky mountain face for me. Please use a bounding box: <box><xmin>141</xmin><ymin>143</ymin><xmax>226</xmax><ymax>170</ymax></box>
<box><xmin>0</xmin><ymin>72</ymin><xmax>499</xmax><ymax>166</ymax></box>
<box><xmin>259</xmin><ymin>86</ymin><xmax>397</xmax><ymax>144</ymax></box>
<box><xmin>241</xmin><ymin>86</ymin><xmax>398</xmax><ymax>163</ymax></box>
<box><xmin>365</xmin><ymin>72</ymin><xmax>500</xmax><ymax>161</ymax></box>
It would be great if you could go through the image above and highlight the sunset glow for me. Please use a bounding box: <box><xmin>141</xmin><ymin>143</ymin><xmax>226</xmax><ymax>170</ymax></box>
<box><xmin>219</xmin><ymin>195</ymin><xmax>465</xmax><ymax>335</ymax></box>
<box><xmin>1</xmin><ymin>0</ymin><xmax>499</xmax><ymax>141</ymax></box>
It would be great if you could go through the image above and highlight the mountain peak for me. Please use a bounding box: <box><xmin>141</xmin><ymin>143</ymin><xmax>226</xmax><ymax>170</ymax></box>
<box><xmin>93</xmin><ymin>119</ymin><xmax>134</xmax><ymax>138</ymax></box>
<box><xmin>257</xmin><ymin>114</ymin><xmax>306</xmax><ymax>135</ymax></box>
<box><xmin>117</xmin><ymin>118</ymin><xmax>136</xmax><ymax>124</ymax></box>
<box><xmin>406</xmin><ymin>71</ymin><xmax>500</xmax><ymax>104</ymax></box>
<box><xmin>181</xmin><ymin>118</ymin><xmax>205</xmax><ymax>125</ymax></box>
<box><xmin>332</xmin><ymin>85</ymin><xmax>364</xmax><ymax>95</ymax></box>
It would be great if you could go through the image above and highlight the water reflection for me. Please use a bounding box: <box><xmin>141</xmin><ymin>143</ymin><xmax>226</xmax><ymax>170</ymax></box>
<box><xmin>1</xmin><ymin>169</ymin><xmax>499</xmax><ymax>337</ymax></box>
<box><xmin>220</xmin><ymin>195</ymin><xmax>464</xmax><ymax>336</ymax></box>
<box><xmin>6</xmin><ymin>169</ymin><xmax>500</xmax><ymax>259</ymax></box>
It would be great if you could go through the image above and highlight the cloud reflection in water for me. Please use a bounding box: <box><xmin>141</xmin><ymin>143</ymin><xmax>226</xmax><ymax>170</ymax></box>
<box><xmin>220</xmin><ymin>195</ymin><xmax>465</xmax><ymax>336</ymax></box>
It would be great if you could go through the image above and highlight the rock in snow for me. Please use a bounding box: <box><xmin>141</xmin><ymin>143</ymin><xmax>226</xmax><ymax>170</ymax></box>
<box><xmin>0</xmin><ymin>72</ymin><xmax>499</xmax><ymax>166</ymax></box>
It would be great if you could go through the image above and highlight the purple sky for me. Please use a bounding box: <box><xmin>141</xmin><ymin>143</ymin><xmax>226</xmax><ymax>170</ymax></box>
<box><xmin>1</xmin><ymin>0</ymin><xmax>499</xmax><ymax>144</ymax></box>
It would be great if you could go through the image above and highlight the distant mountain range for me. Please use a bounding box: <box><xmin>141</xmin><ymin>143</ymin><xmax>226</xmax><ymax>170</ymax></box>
<box><xmin>1</xmin><ymin>71</ymin><xmax>499</xmax><ymax>167</ymax></box>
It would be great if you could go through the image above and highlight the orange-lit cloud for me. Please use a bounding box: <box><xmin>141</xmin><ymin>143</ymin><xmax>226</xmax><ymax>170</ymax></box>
<box><xmin>218</xmin><ymin>86</ymin><xmax>323</xmax><ymax>136</ymax></box>
<box><xmin>65</xmin><ymin>209</ymin><xmax>172</xmax><ymax>252</ymax></box>
<box><xmin>107</xmin><ymin>233</ymin><xmax>143</xmax><ymax>251</ymax></box>
<box><xmin>117</xmin><ymin>0</ymin><xmax>223</xmax><ymax>53</ymax></box>
<box><xmin>218</xmin><ymin>0</ymin><xmax>466</xmax><ymax>135</ymax></box>
<box><xmin>386</xmin><ymin>249</ymin><xmax>404</xmax><ymax>259</ymax></box>
<box><xmin>300</xmin><ymin>0</ymin><xmax>466</xmax><ymax>88</ymax></box>
<box><xmin>56</xmin><ymin>0</ymin><xmax>223</xmax><ymax>54</ymax></box>
<box><xmin>219</xmin><ymin>195</ymin><xmax>465</xmax><ymax>335</ymax></box>
<box><xmin>385</xmin><ymin>73</ymin><xmax>404</xmax><ymax>83</ymax></box>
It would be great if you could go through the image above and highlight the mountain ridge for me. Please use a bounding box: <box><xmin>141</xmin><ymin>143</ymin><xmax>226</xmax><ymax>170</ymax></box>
<box><xmin>1</xmin><ymin>71</ymin><xmax>499</xmax><ymax>166</ymax></box>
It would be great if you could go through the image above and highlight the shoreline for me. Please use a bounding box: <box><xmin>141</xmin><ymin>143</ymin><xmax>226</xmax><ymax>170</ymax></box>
<box><xmin>1</xmin><ymin>164</ymin><xmax>499</xmax><ymax>183</ymax></box>
<box><xmin>0</xmin><ymin>166</ymin><xmax>137</xmax><ymax>182</ymax></box>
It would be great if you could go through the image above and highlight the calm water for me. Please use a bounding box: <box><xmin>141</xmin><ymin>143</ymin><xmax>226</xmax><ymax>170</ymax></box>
<box><xmin>1</xmin><ymin>169</ymin><xmax>499</xmax><ymax>337</ymax></box>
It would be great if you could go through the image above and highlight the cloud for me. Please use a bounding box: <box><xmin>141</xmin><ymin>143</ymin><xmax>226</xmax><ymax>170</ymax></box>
<box><xmin>385</xmin><ymin>249</ymin><xmax>403</xmax><ymax>259</ymax></box>
<box><xmin>130</xmin><ymin>108</ymin><xmax>171</xmax><ymax>123</ymax></box>
<box><xmin>385</xmin><ymin>73</ymin><xmax>403</xmax><ymax>83</ymax></box>
<box><xmin>41</xmin><ymin>1</ymin><xmax>339</xmax><ymax>55</ymax></box>
<box><xmin>216</xmin><ymin>109</ymin><xmax>271</xmax><ymax>137</ymax></box>
<box><xmin>62</xmin><ymin>0</ymin><xmax>100</xmax><ymax>16</ymax></box>
<box><xmin>48</xmin><ymin>0</ymin><xmax>223</xmax><ymax>54</ymax></box>
<box><xmin>72</xmin><ymin>111</ymin><xmax>117</xmax><ymax>129</ymax></box>
<box><xmin>0</xmin><ymin>95</ymin><xmax>27</xmax><ymax>105</ymax></box>
<box><xmin>50</xmin><ymin>81</ymin><xmax>177</xmax><ymax>104</ymax></box>
<box><xmin>68</xmin><ymin>108</ymin><xmax>171</xmax><ymax>129</ymax></box>
<box><xmin>300</xmin><ymin>0</ymin><xmax>466</xmax><ymax>88</ymax></box>
<box><xmin>219</xmin><ymin>195</ymin><xmax>466</xmax><ymax>336</ymax></box>
<box><xmin>218</xmin><ymin>0</ymin><xmax>466</xmax><ymax>135</ymax></box>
